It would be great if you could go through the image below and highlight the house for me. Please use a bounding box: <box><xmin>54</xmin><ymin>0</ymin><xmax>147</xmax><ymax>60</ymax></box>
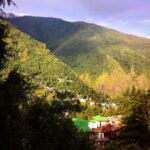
<box><xmin>67</xmin><ymin>80</ymin><xmax>73</xmax><ymax>83</ymax></box>
<box><xmin>89</xmin><ymin>100</ymin><xmax>97</xmax><ymax>106</ymax></box>
<box><xmin>72</xmin><ymin>115</ymin><xmax>122</xmax><ymax>150</ymax></box>
<box><xmin>101</xmin><ymin>102</ymin><xmax>118</xmax><ymax>111</ymax></box>
<box><xmin>91</xmin><ymin>127</ymin><xmax>109</xmax><ymax>149</ymax></box>
<box><xmin>88</xmin><ymin>121</ymin><xmax>101</xmax><ymax>129</ymax></box>
<box><xmin>79</xmin><ymin>98</ymin><xmax>87</xmax><ymax>103</ymax></box>
<box><xmin>108</xmin><ymin>115</ymin><xmax>122</xmax><ymax>125</ymax></box>
<box><xmin>90</xmin><ymin>124</ymin><xmax>122</xmax><ymax>150</ymax></box>
<box><xmin>57</xmin><ymin>78</ymin><xmax>65</xmax><ymax>83</ymax></box>
<box><xmin>92</xmin><ymin>115</ymin><xmax>109</xmax><ymax>127</ymax></box>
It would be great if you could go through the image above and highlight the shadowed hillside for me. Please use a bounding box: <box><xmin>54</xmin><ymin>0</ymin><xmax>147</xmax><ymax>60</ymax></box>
<box><xmin>9</xmin><ymin>16</ymin><xmax>150</xmax><ymax>96</ymax></box>
<box><xmin>0</xmin><ymin>18</ymin><xmax>98</xmax><ymax>98</ymax></box>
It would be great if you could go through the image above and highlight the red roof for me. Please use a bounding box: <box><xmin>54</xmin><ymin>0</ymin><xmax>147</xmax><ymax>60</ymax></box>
<box><xmin>92</xmin><ymin>127</ymin><xmax>103</xmax><ymax>133</ymax></box>
<box><xmin>102</xmin><ymin>124</ymin><xmax>122</xmax><ymax>132</ymax></box>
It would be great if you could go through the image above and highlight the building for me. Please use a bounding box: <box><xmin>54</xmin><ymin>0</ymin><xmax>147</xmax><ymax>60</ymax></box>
<box><xmin>72</xmin><ymin>115</ymin><xmax>122</xmax><ymax>150</ymax></box>
<box><xmin>91</xmin><ymin>124</ymin><xmax>122</xmax><ymax>150</ymax></box>
<box><xmin>89</xmin><ymin>100</ymin><xmax>97</xmax><ymax>106</ymax></box>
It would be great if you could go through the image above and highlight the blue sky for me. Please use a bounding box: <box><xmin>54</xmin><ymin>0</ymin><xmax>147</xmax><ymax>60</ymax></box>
<box><xmin>4</xmin><ymin>0</ymin><xmax>150</xmax><ymax>38</ymax></box>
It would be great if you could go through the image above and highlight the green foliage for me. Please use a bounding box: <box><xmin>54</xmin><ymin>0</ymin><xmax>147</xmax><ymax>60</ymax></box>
<box><xmin>0</xmin><ymin>18</ymin><xmax>98</xmax><ymax>98</ymax></box>
<box><xmin>0</xmin><ymin>72</ymin><xmax>94</xmax><ymax>150</ymax></box>
<box><xmin>104</xmin><ymin>89</ymin><xmax>150</xmax><ymax>149</ymax></box>
<box><xmin>105</xmin><ymin>142</ymin><xmax>142</xmax><ymax>150</ymax></box>
<box><xmin>104</xmin><ymin>141</ymin><xmax>118</xmax><ymax>150</ymax></box>
<box><xmin>0</xmin><ymin>21</ymin><xmax>94</xmax><ymax>149</ymax></box>
<box><xmin>26</xmin><ymin>95</ymin><xmax>94</xmax><ymax>150</ymax></box>
<box><xmin>117</xmin><ymin>89</ymin><xmax>150</xmax><ymax>148</ymax></box>
<box><xmin>76</xmin><ymin>103</ymin><xmax>102</xmax><ymax>120</ymax></box>
<box><xmin>121</xmin><ymin>144</ymin><xmax>142</xmax><ymax>150</ymax></box>
<box><xmin>0</xmin><ymin>21</ymin><xmax>6</xmax><ymax>71</ymax></box>
<box><xmin>9</xmin><ymin>16</ymin><xmax>150</xmax><ymax>96</ymax></box>
<box><xmin>0</xmin><ymin>69</ymin><xmax>32</xmax><ymax>150</ymax></box>
<box><xmin>114</xmin><ymin>88</ymin><xmax>150</xmax><ymax>118</ymax></box>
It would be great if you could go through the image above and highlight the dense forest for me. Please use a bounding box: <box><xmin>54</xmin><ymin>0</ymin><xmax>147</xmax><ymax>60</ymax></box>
<box><xmin>9</xmin><ymin>16</ymin><xmax>150</xmax><ymax>96</ymax></box>
<box><xmin>0</xmin><ymin>17</ymin><xmax>96</xmax><ymax>150</ymax></box>
<box><xmin>0</xmin><ymin>18</ymin><xmax>100</xmax><ymax>100</ymax></box>
<box><xmin>104</xmin><ymin>89</ymin><xmax>150</xmax><ymax>150</ymax></box>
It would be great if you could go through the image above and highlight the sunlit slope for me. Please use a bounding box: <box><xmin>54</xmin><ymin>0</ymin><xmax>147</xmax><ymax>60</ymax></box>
<box><xmin>9</xmin><ymin>17</ymin><xmax>150</xmax><ymax>96</ymax></box>
<box><xmin>0</xmin><ymin>18</ymin><xmax>96</xmax><ymax>97</ymax></box>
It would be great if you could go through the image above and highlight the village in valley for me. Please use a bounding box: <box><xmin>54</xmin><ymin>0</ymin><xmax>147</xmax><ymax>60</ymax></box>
<box><xmin>35</xmin><ymin>78</ymin><xmax>123</xmax><ymax>149</ymax></box>
<box><xmin>73</xmin><ymin>115</ymin><xmax>122</xmax><ymax>150</ymax></box>
<box><xmin>72</xmin><ymin>97</ymin><xmax>122</xmax><ymax>150</ymax></box>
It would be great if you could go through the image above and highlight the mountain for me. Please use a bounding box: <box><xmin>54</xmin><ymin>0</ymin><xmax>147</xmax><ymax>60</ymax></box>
<box><xmin>0</xmin><ymin>18</ymin><xmax>98</xmax><ymax>99</ymax></box>
<box><xmin>8</xmin><ymin>16</ymin><xmax>150</xmax><ymax>96</ymax></box>
<box><xmin>0</xmin><ymin>11</ymin><xmax>17</xmax><ymax>18</ymax></box>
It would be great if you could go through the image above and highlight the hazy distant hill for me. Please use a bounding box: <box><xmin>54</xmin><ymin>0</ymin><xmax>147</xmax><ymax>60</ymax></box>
<box><xmin>0</xmin><ymin>18</ymin><xmax>97</xmax><ymax>98</ymax></box>
<box><xmin>9</xmin><ymin>16</ymin><xmax>150</xmax><ymax>96</ymax></box>
<box><xmin>0</xmin><ymin>11</ymin><xmax>17</xmax><ymax>18</ymax></box>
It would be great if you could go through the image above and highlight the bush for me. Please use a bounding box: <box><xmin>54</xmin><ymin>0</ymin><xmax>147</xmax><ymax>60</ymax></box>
<box><xmin>104</xmin><ymin>141</ymin><xmax>118</xmax><ymax>150</ymax></box>
<box><xmin>121</xmin><ymin>143</ymin><xmax>142</xmax><ymax>150</ymax></box>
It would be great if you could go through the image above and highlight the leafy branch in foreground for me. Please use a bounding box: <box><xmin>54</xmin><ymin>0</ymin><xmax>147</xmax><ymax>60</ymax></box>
<box><xmin>0</xmin><ymin>0</ymin><xmax>16</xmax><ymax>7</ymax></box>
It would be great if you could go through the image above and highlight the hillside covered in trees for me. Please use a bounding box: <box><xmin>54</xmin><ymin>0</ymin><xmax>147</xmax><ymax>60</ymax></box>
<box><xmin>0</xmin><ymin>17</ymin><xmax>98</xmax><ymax>150</ymax></box>
<box><xmin>9</xmin><ymin>16</ymin><xmax>150</xmax><ymax>96</ymax></box>
<box><xmin>0</xmin><ymin>18</ymin><xmax>98</xmax><ymax>99</ymax></box>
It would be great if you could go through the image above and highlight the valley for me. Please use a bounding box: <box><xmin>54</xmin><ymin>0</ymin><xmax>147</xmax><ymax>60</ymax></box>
<box><xmin>0</xmin><ymin>6</ymin><xmax>150</xmax><ymax>149</ymax></box>
<box><xmin>9</xmin><ymin>16</ymin><xmax>150</xmax><ymax>96</ymax></box>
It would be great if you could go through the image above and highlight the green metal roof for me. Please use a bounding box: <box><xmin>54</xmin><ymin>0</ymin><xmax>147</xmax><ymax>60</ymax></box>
<box><xmin>72</xmin><ymin>119</ymin><xmax>90</xmax><ymax>132</ymax></box>
<box><xmin>93</xmin><ymin>115</ymin><xmax>108</xmax><ymax>121</ymax></box>
<box><xmin>72</xmin><ymin>115</ymin><xmax>108</xmax><ymax>132</ymax></box>
<box><xmin>89</xmin><ymin>120</ymin><xmax>97</xmax><ymax>123</ymax></box>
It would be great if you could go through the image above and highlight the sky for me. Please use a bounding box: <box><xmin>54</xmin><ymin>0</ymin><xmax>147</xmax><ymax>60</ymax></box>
<box><xmin>4</xmin><ymin>0</ymin><xmax>150</xmax><ymax>38</ymax></box>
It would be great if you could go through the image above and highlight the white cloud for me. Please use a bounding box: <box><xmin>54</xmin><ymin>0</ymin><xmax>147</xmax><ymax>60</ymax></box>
<box><xmin>64</xmin><ymin>17</ymin><xmax>76</xmax><ymax>22</ymax></box>
<box><xmin>8</xmin><ymin>11</ymin><xmax>30</xmax><ymax>16</ymax></box>
<box><xmin>96</xmin><ymin>21</ymin><xmax>109</xmax><ymax>27</ymax></box>
<box><xmin>146</xmin><ymin>36</ymin><xmax>150</xmax><ymax>39</ymax></box>
<box><xmin>141</xmin><ymin>19</ymin><xmax>150</xmax><ymax>24</ymax></box>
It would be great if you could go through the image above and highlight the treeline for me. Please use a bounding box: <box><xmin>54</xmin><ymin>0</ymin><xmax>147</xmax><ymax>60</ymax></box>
<box><xmin>0</xmin><ymin>22</ymin><xmax>94</xmax><ymax>150</ymax></box>
<box><xmin>0</xmin><ymin>70</ymin><xmax>94</xmax><ymax>150</ymax></box>
<box><xmin>8</xmin><ymin>16</ymin><xmax>150</xmax><ymax>97</ymax></box>
<box><xmin>104</xmin><ymin>88</ymin><xmax>150</xmax><ymax>150</ymax></box>
<box><xmin>0</xmin><ymin>18</ymin><xmax>99</xmax><ymax>99</ymax></box>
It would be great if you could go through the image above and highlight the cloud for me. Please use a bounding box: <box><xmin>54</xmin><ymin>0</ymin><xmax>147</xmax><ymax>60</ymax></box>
<box><xmin>146</xmin><ymin>36</ymin><xmax>150</xmax><ymax>39</ymax></box>
<box><xmin>7</xmin><ymin>11</ymin><xmax>30</xmax><ymax>16</ymax></box>
<box><xmin>80</xmin><ymin>0</ymin><xmax>150</xmax><ymax>19</ymax></box>
<box><xmin>96</xmin><ymin>21</ymin><xmax>109</xmax><ymax>27</ymax></box>
<box><xmin>141</xmin><ymin>19</ymin><xmax>150</xmax><ymax>24</ymax></box>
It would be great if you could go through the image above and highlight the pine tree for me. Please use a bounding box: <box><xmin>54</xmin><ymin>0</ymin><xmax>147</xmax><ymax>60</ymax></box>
<box><xmin>118</xmin><ymin>90</ymin><xmax>150</xmax><ymax>148</ymax></box>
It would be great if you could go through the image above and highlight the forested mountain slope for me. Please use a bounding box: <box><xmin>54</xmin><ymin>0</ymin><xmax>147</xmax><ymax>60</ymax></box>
<box><xmin>0</xmin><ymin>18</ymin><xmax>96</xmax><ymax>98</ymax></box>
<box><xmin>9</xmin><ymin>16</ymin><xmax>150</xmax><ymax>96</ymax></box>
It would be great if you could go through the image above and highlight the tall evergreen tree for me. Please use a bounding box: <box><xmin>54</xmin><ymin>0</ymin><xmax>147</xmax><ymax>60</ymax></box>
<box><xmin>118</xmin><ymin>90</ymin><xmax>150</xmax><ymax>148</ymax></box>
<box><xmin>26</xmin><ymin>93</ymin><xmax>94</xmax><ymax>150</ymax></box>
<box><xmin>0</xmin><ymin>69</ymin><xmax>32</xmax><ymax>150</ymax></box>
